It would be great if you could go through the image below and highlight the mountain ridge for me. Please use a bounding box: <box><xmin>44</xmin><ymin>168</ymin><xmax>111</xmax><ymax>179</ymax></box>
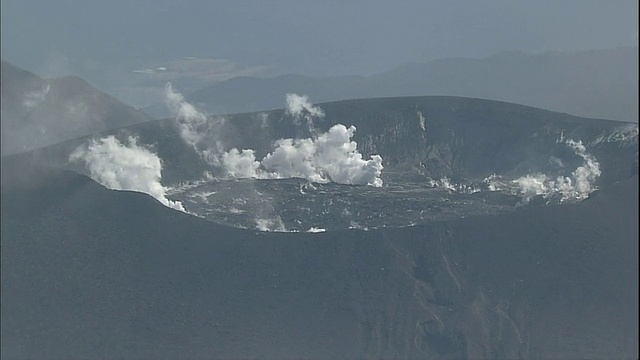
<box><xmin>51</xmin><ymin>95</ymin><xmax>639</xmax><ymax>186</ymax></box>
<box><xmin>7</xmin><ymin>94</ymin><xmax>636</xmax><ymax>233</ymax></box>
<box><xmin>143</xmin><ymin>47</ymin><xmax>638</xmax><ymax>123</ymax></box>
<box><xmin>1</xmin><ymin>60</ymin><xmax>152</xmax><ymax>154</ymax></box>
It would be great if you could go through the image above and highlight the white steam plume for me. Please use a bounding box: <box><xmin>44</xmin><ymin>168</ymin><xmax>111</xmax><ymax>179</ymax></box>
<box><xmin>557</xmin><ymin>140</ymin><xmax>602</xmax><ymax>199</ymax></box>
<box><xmin>221</xmin><ymin>124</ymin><xmax>384</xmax><ymax>186</ymax></box>
<box><xmin>255</xmin><ymin>216</ymin><xmax>288</xmax><ymax>232</ymax></box>
<box><xmin>427</xmin><ymin>177</ymin><xmax>481</xmax><ymax>194</ymax></box>
<box><xmin>286</xmin><ymin>93</ymin><xmax>325</xmax><ymax>118</ymax></box>
<box><xmin>225</xmin><ymin>94</ymin><xmax>383</xmax><ymax>186</ymax></box>
<box><xmin>513</xmin><ymin>139</ymin><xmax>601</xmax><ymax>204</ymax></box>
<box><xmin>69</xmin><ymin>136</ymin><xmax>185</xmax><ymax>211</ymax></box>
<box><xmin>164</xmin><ymin>87</ymin><xmax>383</xmax><ymax>186</ymax></box>
<box><xmin>591</xmin><ymin>123</ymin><xmax>638</xmax><ymax>146</ymax></box>
<box><xmin>286</xmin><ymin>93</ymin><xmax>325</xmax><ymax>131</ymax></box>
<box><xmin>513</xmin><ymin>174</ymin><xmax>549</xmax><ymax>204</ymax></box>
<box><xmin>164</xmin><ymin>82</ymin><xmax>226</xmax><ymax>154</ymax></box>
<box><xmin>220</xmin><ymin>148</ymin><xmax>261</xmax><ymax>178</ymax></box>
<box><xmin>417</xmin><ymin>111</ymin><xmax>426</xmax><ymax>131</ymax></box>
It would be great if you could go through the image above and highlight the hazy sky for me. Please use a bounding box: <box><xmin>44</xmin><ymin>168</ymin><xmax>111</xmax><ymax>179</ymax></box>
<box><xmin>1</xmin><ymin>0</ymin><xmax>637</xmax><ymax>107</ymax></box>
<box><xmin>2</xmin><ymin>0</ymin><xmax>637</xmax><ymax>74</ymax></box>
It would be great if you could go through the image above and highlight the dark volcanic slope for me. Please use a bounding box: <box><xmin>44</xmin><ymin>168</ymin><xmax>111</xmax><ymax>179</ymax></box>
<box><xmin>3</xmin><ymin>96</ymin><xmax>638</xmax><ymax>358</ymax></box>
<box><xmin>1</xmin><ymin>151</ymin><xmax>638</xmax><ymax>359</ymax></box>
<box><xmin>1</xmin><ymin>61</ymin><xmax>151</xmax><ymax>154</ymax></box>
<box><xmin>14</xmin><ymin>96</ymin><xmax>637</xmax><ymax>232</ymax></box>
<box><xmin>31</xmin><ymin>96</ymin><xmax>638</xmax><ymax>188</ymax></box>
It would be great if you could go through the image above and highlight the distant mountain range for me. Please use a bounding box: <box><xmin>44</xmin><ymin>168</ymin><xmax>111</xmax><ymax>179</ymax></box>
<box><xmin>1</xmin><ymin>61</ymin><xmax>152</xmax><ymax>155</ymax></box>
<box><xmin>2</xmin><ymin>47</ymin><xmax>635</xmax><ymax>157</ymax></box>
<box><xmin>143</xmin><ymin>47</ymin><xmax>638</xmax><ymax>123</ymax></box>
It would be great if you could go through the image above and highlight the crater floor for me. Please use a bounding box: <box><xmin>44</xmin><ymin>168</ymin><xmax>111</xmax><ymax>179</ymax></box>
<box><xmin>168</xmin><ymin>178</ymin><xmax>528</xmax><ymax>232</ymax></box>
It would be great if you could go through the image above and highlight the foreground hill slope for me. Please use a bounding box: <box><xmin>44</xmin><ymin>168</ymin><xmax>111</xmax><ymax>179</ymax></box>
<box><xmin>1</xmin><ymin>61</ymin><xmax>152</xmax><ymax>154</ymax></box>
<box><xmin>1</xmin><ymin>146</ymin><xmax>637</xmax><ymax>359</ymax></box>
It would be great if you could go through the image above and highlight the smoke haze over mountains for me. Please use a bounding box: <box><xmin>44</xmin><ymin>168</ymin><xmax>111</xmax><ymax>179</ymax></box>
<box><xmin>0</xmin><ymin>61</ymin><xmax>152</xmax><ymax>154</ymax></box>
<box><xmin>141</xmin><ymin>47</ymin><xmax>637</xmax><ymax>122</ymax></box>
<box><xmin>2</xmin><ymin>1</ymin><xmax>637</xmax><ymax>118</ymax></box>
<box><xmin>2</xmin><ymin>1</ymin><xmax>637</xmax><ymax>77</ymax></box>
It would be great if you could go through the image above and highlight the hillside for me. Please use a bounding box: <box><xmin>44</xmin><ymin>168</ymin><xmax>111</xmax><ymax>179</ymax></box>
<box><xmin>34</xmin><ymin>96</ymin><xmax>638</xmax><ymax>188</ymax></box>
<box><xmin>1</xmin><ymin>61</ymin><xmax>152</xmax><ymax>154</ymax></box>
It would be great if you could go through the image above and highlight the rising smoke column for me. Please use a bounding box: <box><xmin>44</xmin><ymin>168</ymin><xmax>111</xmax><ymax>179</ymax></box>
<box><xmin>164</xmin><ymin>85</ymin><xmax>384</xmax><ymax>186</ymax></box>
<box><xmin>259</xmin><ymin>124</ymin><xmax>384</xmax><ymax>186</ymax></box>
<box><xmin>285</xmin><ymin>93</ymin><xmax>325</xmax><ymax>132</ymax></box>
<box><xmin>69</xmin><ymin>136</ymin><xmax>185</xmax><ymax>211</ymax></box>
<box><xmin>255</xmin><ymin>216</ymin><xmax>288</xmax><ymax>232</ymax></box>
<box><xmin>219</xmin><ymin>124</ymin><xmax>384</xmax><ymax>186</ymax></box>
<box><xmin>513</xmin><ymin>174</ymin><xmax>550</xmax><ymax>204</ymax></box>
<box><xmin>164</xmin><ymin>83</ymin><xmax>225</xmax><ymax>157</ymax></box>
<box><xmin>554</xmin><ymin>140</ymin><xmax>602</xmax><ymax>200</ymax></box>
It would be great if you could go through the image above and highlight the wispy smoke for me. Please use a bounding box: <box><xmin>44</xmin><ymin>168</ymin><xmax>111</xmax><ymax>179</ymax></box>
<box><xmin>257</xmin><ymin>112</ymin><xmax>270</xmax><ymax>129</ymax></box>
<box><xmin>349</xmin><ymin>221</ymin><xmax>368</xmax><ymax>230</ymax></box>
<box><xmin>417</xmin><ymin>111</ymin><xmax>426</xmax><ymax>131</ymax></box>
<box><xmin>220</xmin><ymin>148</ymin><xmax>261</xmax><ymax>178</ymax></box>
<box><xmin>307</xmin><ymin>227</ymin><xmax>326</xmax><ymax>233</ymax></box>
<box><xmin>549</xmin><ymin>156</ymin><xmax>564</xmax><ymax>168</ymax></box>
<box><xmin>482</xmin><ymin>174</ymin><xmax>504</xmax><ymax>191</ymax></box>
<box><xmin>255</xmin><ymin>216</ymin><xmax>287</xmax><ymax>232</ymax></box>
<box><xmin>513</xmin><ymin>139</ymin><xmax>601</xmax><ymax>204</ymax></box>
<box><xmin>286</xmin><ymin>93</ymin><xmax>325</xmax><ymax>131</ymax></box>
<box><xmin>23</xmin><ymin>84</ymin><xmax>50</xmax><ymax>109</ymax></box>
<box><xmin>427</xmin><ymin>177</ymin><xmax>481</xmax><ymax>194</ymax></box>
<box><xmin>592</xmin><ymin>123</ymin><xmax>639</xmax><ymax>147</ymax></box>
<box><xmin>558</xmin><ymin>139</ymin><xmax>602</xmax><ymax>199</ymax></box>
<box><xmin>513</xmin><ymin>174</ymin><xmax>549</xmax><ymax>204</ymax></box>
<box><xmin>164</xmin><ymin>82</ymin><xmax>225</xmax><ymax>153</ymax></box>
<box><xmin>286</xmin><ymin>93</ymin><xmax>325</xmax><ymax>119</ymax></box>
<box><xmin>165</xmin><ymin>86</ymin><xmax>384</xmax><ymax>186</ymax></box>
<box><xmin>164</xmin><ymin>82</ymin><xmax>206</xmax><ymax>146</ymax></box>
<box><xmin>69</xmin><ymin>136</ymin><xmax>185</xmax><ymax>211</ymax></box>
